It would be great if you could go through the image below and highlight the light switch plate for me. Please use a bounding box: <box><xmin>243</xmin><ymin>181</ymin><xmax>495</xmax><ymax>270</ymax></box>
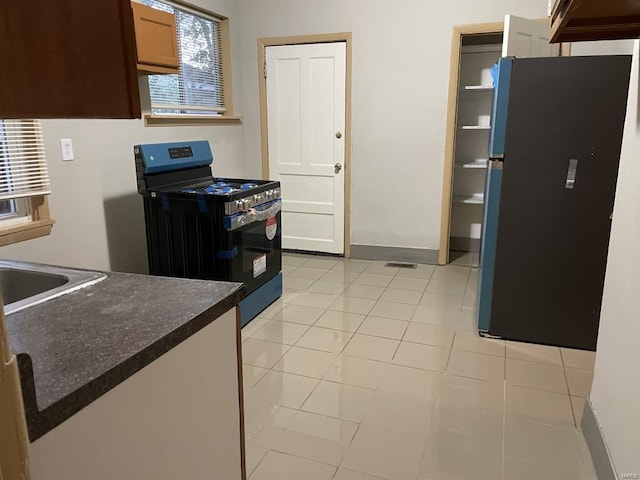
<box><xmin>60</xmin><ymin>138</ymin><xmax>74</xmax><ymax>161</ymax></box>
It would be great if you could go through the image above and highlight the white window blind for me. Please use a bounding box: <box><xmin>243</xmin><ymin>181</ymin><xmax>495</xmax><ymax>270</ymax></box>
<box><xmin>143</xmin><ymin>0</ymin><xmax>226</xmax><ymax>115</ymax></box>
<box><xmin>0</xmin><ymin>120</ymin><xmax>51</xmax><ymax>201</ymax></box>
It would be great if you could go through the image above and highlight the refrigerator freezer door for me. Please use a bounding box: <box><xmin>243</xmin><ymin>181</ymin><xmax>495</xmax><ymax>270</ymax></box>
<box><xmin>488</xmin><ymin>58</ymin><xmax>513</xmax><ymax>159</ymax></box>
<box><xmin>477</xmin><ymin>161</ymin><xmax>504</xmax><ymax>333</ymax></box>
<box><xmin>488</xmin><ymin>55</ymin><xmax>632</xmax><ymax>350</ymax></box>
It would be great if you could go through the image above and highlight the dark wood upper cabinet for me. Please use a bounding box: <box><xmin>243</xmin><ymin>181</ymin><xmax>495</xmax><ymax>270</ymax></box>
<box><xmin>0</xmin><ymin>0</ymin><xmax>141</xmax><ymax>119</ymax></box>
<box><xmin>551</xmin><ymin>0</ymin><xmax>640</xmax><ymax>43</ymax></box>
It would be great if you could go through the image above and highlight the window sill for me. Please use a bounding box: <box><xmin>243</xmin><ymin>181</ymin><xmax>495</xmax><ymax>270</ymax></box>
<box><xmin>144</xmin><ymin>115</ymin><xmax>243</xmax><ymax>127</ymax></box>
<box><xmin>0</xmin><ymin>195</ymin><xmax>54</xmax><ymax>247</ymax></box>
<box><xmin>0</xmin><ymin>219</ymin><xmax>54</xmax><ymax>247</ymax></box>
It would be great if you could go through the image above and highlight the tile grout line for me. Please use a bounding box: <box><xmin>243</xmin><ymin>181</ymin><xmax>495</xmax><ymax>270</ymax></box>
<box><xmin>501</xmin><ymin>374</ymin><xmax>507</xmax><ymax>480</ymax></box>
<box><xmin>501</xmin><ymin>295</ymin><xmax>508</xmax><ymax>480</ymax></box>
<box><xmin>334</xmin><ymin>422</ymin><xmax>362</xmax><ymax>477</ymax></box>
<box><xmin>255</xmin><ymin>256</ymin><xmax>387</xmax><ymax>478</ymax></box>
<box><xmin>246</xmin><ymin>446</ymin><xmax>270</xmax><ymax>479</ymax></box>
<box><xmin>376</xmin><ymin>266</ymin><xmax>447</xmax><ymax>470</ymax></box>
<box><xmin>419</xmin><ymin>341</ymin><xmax>448</xmax><ymax>470</ymax></box>
<box><xmin>560</xmin><ymin>348</ymin><xmax>580</xmax><ymax>429</ymax></box>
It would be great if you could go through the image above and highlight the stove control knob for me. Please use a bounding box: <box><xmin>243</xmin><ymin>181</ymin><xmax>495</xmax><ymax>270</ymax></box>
<box><xmin>235</xmin><ymin>200</ymin><xmax>244</xmax><ymax>211</ymax></box>
<box><xmin>265</xmin><ymin>190</ymin><xmax>272</xmax><ymax>200</ymax></box>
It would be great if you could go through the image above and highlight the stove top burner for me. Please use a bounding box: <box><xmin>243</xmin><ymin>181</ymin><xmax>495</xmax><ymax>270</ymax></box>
<box><xmin>206</xmin><ymin>186</ymin><xmax>239</xmax><ymax>195</ymax></box>
<box><xmin>174</xmin><ymin>178</ymin><xmax>279</xmax><ymax>201</ymax></box>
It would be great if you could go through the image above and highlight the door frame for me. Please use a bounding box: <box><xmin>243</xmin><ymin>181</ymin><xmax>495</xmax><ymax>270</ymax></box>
<box><xmin>258</xmin><ymin>32</ymin><xmax>353</xmax><ymax>257</ymax></box>
<box><xmin>438</xmin><ymin>22</ymin><xmax>504</xmax><ymax>265</ymax></box>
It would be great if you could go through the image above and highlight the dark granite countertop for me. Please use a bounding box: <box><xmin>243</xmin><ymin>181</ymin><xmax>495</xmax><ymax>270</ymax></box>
<box><xmin>5</xmin><ymin>269</ymin><xmax>245</xmax><ymax>441</ymax></box>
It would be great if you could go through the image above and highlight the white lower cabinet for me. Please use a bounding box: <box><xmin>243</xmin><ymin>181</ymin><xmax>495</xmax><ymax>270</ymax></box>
<box><xmin>29</xmin><ymin>308</ymin><xmax>244</xmax><ymax>480</ymax></box>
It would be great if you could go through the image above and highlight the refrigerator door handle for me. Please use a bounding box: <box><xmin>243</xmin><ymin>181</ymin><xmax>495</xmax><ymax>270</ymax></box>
<box><xmin>565</xmin><ymin>159</ymin><xmax>579</xmax><ymax>189</ymax></box>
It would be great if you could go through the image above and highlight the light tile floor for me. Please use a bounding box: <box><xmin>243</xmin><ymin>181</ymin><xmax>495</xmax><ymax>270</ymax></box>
<box><xmin>242</xmin><ymin>253</ymin><xmax>597</xmax><ymax>480</ymax></box>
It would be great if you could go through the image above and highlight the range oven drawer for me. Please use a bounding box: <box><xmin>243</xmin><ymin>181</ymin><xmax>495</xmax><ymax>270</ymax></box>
<box><xmin>143</xmin><ymin>196</ymin><xmax>282</xmax><ymax>293</ymax></box>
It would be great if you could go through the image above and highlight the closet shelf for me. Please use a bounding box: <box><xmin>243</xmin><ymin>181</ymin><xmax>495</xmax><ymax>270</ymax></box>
<box><xmin>462</xmin><ymin>85</ymin><xmax>494</xmax><ymax>92</ymax></box>
<box><xmin>456</xmin><ymin>159</ymin><xmax>489</xmax><ymax>169</ymax></box>
<box><xmin>459</xmin><ymin>125</ymin><xmax>491</xmax><ymax>130</ymax></box>
<box><xmin>453</xmin><ymin>194</ymin><xmax>485</xmax><ymax>205</ymax></box>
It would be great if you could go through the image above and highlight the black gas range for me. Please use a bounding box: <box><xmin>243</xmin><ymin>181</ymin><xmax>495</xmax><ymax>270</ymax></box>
<box><xmin>134</xmin><ymin>140</ymin><xmax>282</xmax><ymax>326</ymax></box>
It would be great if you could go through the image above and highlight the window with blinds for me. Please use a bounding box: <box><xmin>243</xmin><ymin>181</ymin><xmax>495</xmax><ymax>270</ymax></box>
<box><xmin>0</xmin><ymin>120</ymin><xmax>51</xmax><ymax>220</ymax></box>
<box><xmin>142</xmin><ymin>0</ymin><xmax>226</xmax><ymax>116</ymax></box>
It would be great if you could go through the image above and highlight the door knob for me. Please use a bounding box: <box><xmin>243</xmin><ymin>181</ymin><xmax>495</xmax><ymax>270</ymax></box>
<box><xmin>334</xmin><ymin>163</ymin><xmax>343</xmax><ymax>173</ymax></box>
<box><xmin>335</xmin><ymin>131</ymin><xmax>343</xmax><ymax>139</ymax></box>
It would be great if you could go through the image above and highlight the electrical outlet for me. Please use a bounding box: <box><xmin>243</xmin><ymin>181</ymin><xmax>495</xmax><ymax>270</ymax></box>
<box><xmin>60</xmin><ymin>138</ymin><xmax>74</xmax><ymax>161</ymax></box>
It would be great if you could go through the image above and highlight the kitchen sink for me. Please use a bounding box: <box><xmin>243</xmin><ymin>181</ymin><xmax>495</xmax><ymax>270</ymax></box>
<box><xmin>0</xmin><ymin>260</ymin><xmax>106</xmax><ymax>315</ymax></box>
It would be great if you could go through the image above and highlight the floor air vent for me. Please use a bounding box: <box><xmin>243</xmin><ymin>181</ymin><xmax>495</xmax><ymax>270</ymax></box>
<box><xmin>385</xmin><ymin>262</ymin><xmax>417</xmax><ymax>269</ymax></box>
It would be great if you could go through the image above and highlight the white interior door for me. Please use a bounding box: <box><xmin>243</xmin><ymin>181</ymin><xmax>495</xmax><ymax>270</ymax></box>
<box><xmin>502</xmin><ymin>15</ymin><xmax>560</xmax><ymax>58</ymax></box>
<box><xmin>266</xmin><ymin>42</ymin><xmax>346</xmax><ymax>254</ymax></box>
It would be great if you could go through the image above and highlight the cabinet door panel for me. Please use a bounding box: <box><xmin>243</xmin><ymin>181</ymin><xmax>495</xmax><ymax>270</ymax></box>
<box><xmin>0</xmin><ymin>0</ymin><xmax>140</xmax><ymax>119</ymax></box>
<box><xmin>132</xmin><ymin>2</ymin><xmax>179</xmax><ymax>71</ymax></box>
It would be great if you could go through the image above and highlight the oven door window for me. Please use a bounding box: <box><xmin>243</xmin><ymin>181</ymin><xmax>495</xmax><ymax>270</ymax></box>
<box><xmin>226</xmin><ymin>211</ymin><xmax>281</xmax><ymax>292</ymax></box>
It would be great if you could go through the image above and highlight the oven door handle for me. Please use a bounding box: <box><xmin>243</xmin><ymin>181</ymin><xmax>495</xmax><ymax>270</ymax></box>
<box><xmin>225</xmin><ymin>199</ymin><xmax>282</xmax><ymax>231</ymax></box>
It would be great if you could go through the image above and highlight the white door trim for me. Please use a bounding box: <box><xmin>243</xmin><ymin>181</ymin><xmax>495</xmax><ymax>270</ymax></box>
<box><xmin>258</xmin><ymin>33</ymin><xmax>352</xmax><ymax>258</ymax></box>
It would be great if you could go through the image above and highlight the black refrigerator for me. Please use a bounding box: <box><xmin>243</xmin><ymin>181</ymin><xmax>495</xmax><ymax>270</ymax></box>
<box><xmin>477</xmin><ymin>55</ymin><xmax>632</xmax><ymax>351</ymax></box>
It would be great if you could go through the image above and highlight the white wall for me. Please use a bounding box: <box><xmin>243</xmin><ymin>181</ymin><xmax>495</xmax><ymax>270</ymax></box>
<box><xmin>0</xmin><ymin>0</ymin><xmax>246</xmax><ymax>273</ymax></box>
<box><xmin>571</xmin><ymin>39</ymin><xmax>635</xmax><ymax>56</ymax></box>
<box><xmin>589</xmin><ymin>40</ymin><xmax>640</xmax><ymax>476</ymax></box>
<box><xmin>237</xmin><ymin>0</ymin><xmax>549</xmax><ymax>252</ymax></box>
